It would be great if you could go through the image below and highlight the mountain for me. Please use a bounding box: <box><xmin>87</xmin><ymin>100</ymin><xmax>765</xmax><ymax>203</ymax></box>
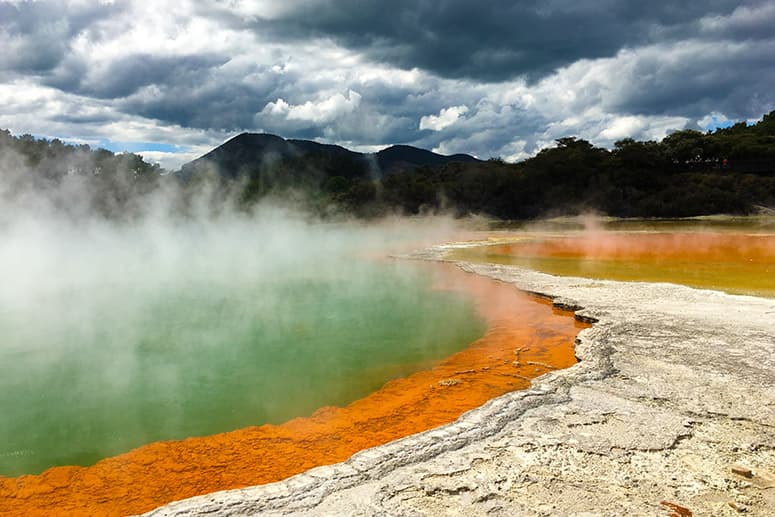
<box><xmin>375</xmin><ymin>144</ymin><xmax>479</xmax><ymax>174</ymax></box>
<box><xmin>179</xmin><ymin>133</ymin><xmax>480</xmax><ymax>179</ymax></box>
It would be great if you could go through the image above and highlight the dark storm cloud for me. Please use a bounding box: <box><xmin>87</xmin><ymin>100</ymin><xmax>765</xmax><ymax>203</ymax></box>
<box><xmin>48</xmin><ymin>53</ymin><xmax>230</xmax><ymax>99</ymax></box>
<box><xmin>0</xmin><ymin>1</ymin><xmax>125</xmax><ymax>73</ymax></box>
<box><xmin>118</xmin><ymin>61</ymin><xmax>291</xmax><ymax>130</ymax></box>
<box><xmin>258</xmin><ymin>102</ymin><xmax>417</xmax><ymax>146</ymax></box>
<box><xmin>240</xmin><ymin>0</ymin><xmax>752</xmax><ymax>82</ymax></box>
<box><xmin>124</xmin><ymin>81</ymin><xmax>267</xmax><ymax>130</ymax></box>
<box><xmin>50</xmin><ymin>111</ymin><xmax>121</xmax><ymax>125</ymax></box>
<box><xmin>614</xmin><ymin>41</ymin><xmax>775</xmax><ymax>120</ymax></box>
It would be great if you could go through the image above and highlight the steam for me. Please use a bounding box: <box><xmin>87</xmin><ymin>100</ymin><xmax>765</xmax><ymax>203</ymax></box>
<box><xmin>0</xmin><ymin>143</ymin><xmax>484</xmax><ymax>476</ymax></box>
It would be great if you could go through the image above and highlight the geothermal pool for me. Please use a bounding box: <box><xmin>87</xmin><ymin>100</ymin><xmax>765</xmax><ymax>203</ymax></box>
<box><xmin>0</xmin><ymin>257</ymin><xmax>487</xmax><ymax>477</ymax></box>
<box><xmin>0</xmin><ymin>245</ymin><xmax>583</xmax><ymax>516</ymax></box>
<box><xmin>449</xmin><ymin>220</ymin><xmax>775</xmax><ymax>297</ymax></box>
<box><xmin>10</xmin><ymin>216</ymin><xmax>767</xmax><ymax>515</ymax></box>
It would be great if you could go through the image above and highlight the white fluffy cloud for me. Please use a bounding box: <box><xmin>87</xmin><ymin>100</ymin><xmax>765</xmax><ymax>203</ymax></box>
<box><xmin>697</xmin><ymin>111</ymin><xmax>731</xmax><ymax>131</ymax></box>
<box><xmin>419</xmin><ymin>105</ymin><xmax>469</xmax><ymax>131</ymax></box>
<box><xmin>137</xmin><ymin>148</ymin><xmax>210</xmax><ymax>170</ymax></box>
<box><xmin>599</xmin><ymin>116</ymin><xmax>647</xmax><ymax>141</ymax></box>
<box><xmin>263</xmin><ymin>90</ymin><xmax>362</xmax><ymax>124</ymax></box>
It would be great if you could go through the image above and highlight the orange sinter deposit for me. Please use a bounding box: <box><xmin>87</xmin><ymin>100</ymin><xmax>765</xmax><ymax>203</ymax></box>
<box><xmin>0</xmin><ymin>263</ymin><xmax>586</xmax><ymax>516</ymax></box>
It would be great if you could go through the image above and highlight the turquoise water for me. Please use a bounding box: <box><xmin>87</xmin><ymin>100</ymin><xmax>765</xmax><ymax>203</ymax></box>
<box><xmin>0</xmin><ymin>218</ymin><xmax>486</xmax><ymax>477</ymax></box>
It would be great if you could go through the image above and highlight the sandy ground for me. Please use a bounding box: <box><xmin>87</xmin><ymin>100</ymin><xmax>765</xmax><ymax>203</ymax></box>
<box><xmin>145</xmin><ymin>244</ymin><xmax>775</xmax><ymax>516</ymax></box>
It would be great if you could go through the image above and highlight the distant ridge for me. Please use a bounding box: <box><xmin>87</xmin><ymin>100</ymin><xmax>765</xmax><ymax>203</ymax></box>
<box><xmin>179</xmin><ymin>133</ymin><xmax>480</xmax><ymax>179</ymax></box>
<box><xmin>375</xmin><ymin>144</ymin><xmax>479</xmax><ymax>174</ymax></box>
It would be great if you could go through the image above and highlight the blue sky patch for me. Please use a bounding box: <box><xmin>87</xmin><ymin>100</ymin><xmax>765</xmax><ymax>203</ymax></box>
<box><xmin>98</xmin><ymin>141</ymin><xmax>182</xmax><ymax>154</ymax></box>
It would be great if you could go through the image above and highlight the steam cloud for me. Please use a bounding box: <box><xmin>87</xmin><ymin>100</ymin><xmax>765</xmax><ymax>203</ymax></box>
<box><xmin>0</xmin><ymin>144</ymin><xmax>483</xmax><ymax>475</ymax></box>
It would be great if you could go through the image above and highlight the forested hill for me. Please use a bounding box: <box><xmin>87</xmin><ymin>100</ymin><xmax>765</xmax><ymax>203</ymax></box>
<box><xmin>1</xmin><ymin>110</ymin><xmax>774</xmax><ymax>219</ymax></box>
<box><xmin>177</xmin><ymin>113</ymin><xmax>775</xmax><ymax>218</ymax></box>
<box><xmin>375</xmin><ymin>112</ymin><xmax>775</xmax><ymax>218</ymax></box>
<box><xmin>179</xmin><ymin>132</ymin><xmax>479</xmax><ymax>180</ymax></box>
<box><xmin>0</xmin><ymin>129</ymin><xmax>162</xmax><ymax>217</ymax></box>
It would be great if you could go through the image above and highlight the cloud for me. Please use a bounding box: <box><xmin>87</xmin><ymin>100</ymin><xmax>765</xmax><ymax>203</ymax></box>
<box><xmin>697</xmin><ymin>2</ymin><xmax>775</xmax><ymax>40</ymax></box>
<box><xmin>48</xmin><ymin>53</ymin><xmax>230</xmax><ymax>99</ymax></box>
<box><xmin>599</xmin><ymin>116</ymin><xmax>646</xmax><ymax>141</ymax></box>
<box><xmin>137</xmin><ymin>148</ymin><xmax>210</xmax><ymax>171</ymax></box>
<box><xmin>0</xmin><ymin>0</ymin><xmax>124</xmax><ymax>74</ymax></box>
<box><xmin>263</xmin><ymin>90</ymin><xmax>362</xmax><ymax>123</ymax></box>
<box><xmin>419</xmin><ymin>105</ymin><xmax>469</xmax><ymax>131</ymax></box>
<box><xmin>0</xmin><ymin>0</ymin><xmax>773</xmax><ymax>168</ymax></box>
<box><xmin>697</xmin><ymin>112</ymin><xmax>733</xmax><ymax>131</ymax></box>
<box><xmin>240</xmin><ymin>0</ymin><xmax>755</xmax><ymax>82</ymax></box>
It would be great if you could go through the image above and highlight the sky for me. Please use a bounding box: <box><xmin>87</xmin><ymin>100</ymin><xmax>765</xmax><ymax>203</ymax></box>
<box><xmin>1</xmin><ymin>0</ymin><xmax>774</xmax><ymax>170</ymax></box>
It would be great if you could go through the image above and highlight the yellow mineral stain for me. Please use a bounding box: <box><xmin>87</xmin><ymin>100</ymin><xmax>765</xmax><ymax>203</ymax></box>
<box><xmin>451</xmin><ymin>232</ymin><xmax>775</xmax><ymax>297</ymax></box>
<box><xmin>0</xmin><ymin>263</ymin><xmax>585</xmax><ymax>517</ymax></box>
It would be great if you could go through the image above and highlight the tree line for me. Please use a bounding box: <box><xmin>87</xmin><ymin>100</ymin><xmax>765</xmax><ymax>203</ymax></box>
<box><xmin>2</xmin><ymin>110</ymin><xmax>774</xmax><ymax>220</ymax></box>
<box><xmin>368</xmin><ymin>112</ymin><xmax>775</xmax><ymax>218</ymax></box>
<box><xmin>0</xmin><ymin>129</ymin><xmax>162</xmax><ymax>218</ymax></box>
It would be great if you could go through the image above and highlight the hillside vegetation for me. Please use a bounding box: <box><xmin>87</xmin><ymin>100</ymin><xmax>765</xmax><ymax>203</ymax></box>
<box><xmin>374</xmin><ymin>112</ymin><xmax>775</xmax><ymax>218</ymax></box>
<box><xmin>2</xmin><ymin>111</ymin><xmax>774</xmax><ymax>219</ymax></box>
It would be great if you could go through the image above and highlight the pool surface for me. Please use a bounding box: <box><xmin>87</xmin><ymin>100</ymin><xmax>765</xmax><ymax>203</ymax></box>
<box><xmin>450</xmin><ymin>226</ymin><xmax>775</xmax><ymax>298</ymax></box>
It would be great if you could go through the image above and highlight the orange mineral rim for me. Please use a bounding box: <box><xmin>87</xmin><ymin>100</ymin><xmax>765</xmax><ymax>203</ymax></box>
<box><xmin>0</xmin><ymin>262</ymin><xmax>588</xmax><ymax>516</ymax></box>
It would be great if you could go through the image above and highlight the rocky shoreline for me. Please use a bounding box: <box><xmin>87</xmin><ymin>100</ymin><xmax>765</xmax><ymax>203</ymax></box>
<box><xmin>145</xmin><ymin>244</ymin><xmax>775</xmax><ymax>516</ymax></box>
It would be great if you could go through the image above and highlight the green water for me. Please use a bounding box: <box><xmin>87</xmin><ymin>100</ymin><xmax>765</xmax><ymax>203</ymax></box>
<box><xmin>0</xmin><ymin>260</ymin><xmax>485</xmax><ymax>476</ymax></box>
